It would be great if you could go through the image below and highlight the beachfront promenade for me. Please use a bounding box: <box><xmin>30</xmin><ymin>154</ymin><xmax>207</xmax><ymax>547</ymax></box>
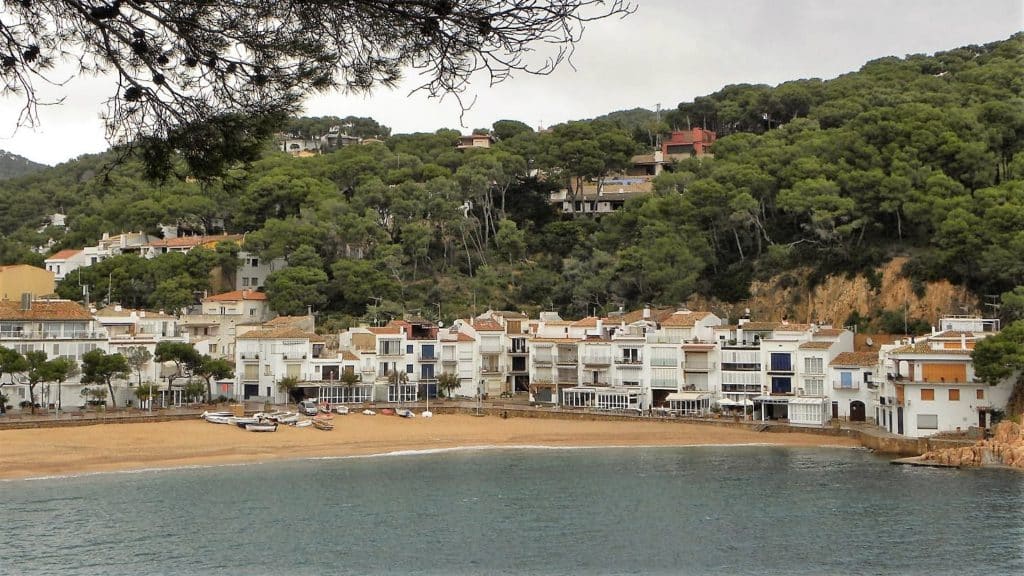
<box><xmin>0</xmin><ymin>399</ymin><xmax>974</xmax><ymax>458</ymax></box>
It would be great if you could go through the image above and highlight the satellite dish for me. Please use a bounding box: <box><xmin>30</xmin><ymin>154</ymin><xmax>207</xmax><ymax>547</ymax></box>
<box><xmin>866</xmin><ymin>337</ymin><xmax>874</xmax><ymax>347</ymax></box>
<box><xmin>438</xmin><ymin>321</ymin><xmax>444</xmax><ymax>328</ymax></box>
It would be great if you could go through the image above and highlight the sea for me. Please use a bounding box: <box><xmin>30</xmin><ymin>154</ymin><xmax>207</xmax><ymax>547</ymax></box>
<box><xmin>2</xmin><ymin>445</ymin><xmax>1022</xmax><ymax>576</ymax></box>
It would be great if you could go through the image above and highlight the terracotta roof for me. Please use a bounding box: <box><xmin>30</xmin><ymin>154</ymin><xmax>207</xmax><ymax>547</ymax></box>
<box><xmin>472</xmin><ymin>319</ymin><xmax>504</xmax><ymax>332</ymax></box>
<box><xmin>0</xmin><ymin>300</ymin><xmax>93</xmax><ymax>321</ymax></box>
<box><xmin>630</xmin><ymin>154</ymin><xmax>661</xmax><ymax>165</ymax></box>
<box><xmin>814</xmin><ymin>328</ymin><xmax>845</xmax><ymax>337</ymax></box>
<box><xmin>661</xmin><ymin>311</ymin><xmax>712</xmax><ymax>327</ymax></box>
<box><xmin>830</xmin><ymin>351</ymin><xmax>880</xmax><ymax>367</ymax></box>
<box><xmin>570</xmin><ymin>316</ymin><xmax>600</xmax><ymax>328</ymax></box>
<box><xmin>340</xmin><ymin>350</ymin><xmax>359</xmax><ymax>361</ymax></box>
<box><xmin>740</xmin><ymin>322</ymin><xmax>779</xmax><ymax>331</ymax></box>
<box><xmin>367</xmin><ymin>326</ymin><xmax>402</xmax><ymax>335</ymax></box>
<box><xmin>775</xmin><ymin>323</ymin><xmax>814</xmax><ymax>332</ymax></box>
<box><xmin>205</xmin><ymin>290</ymin><xmax>267</xmax><ymax>302</ymax></box>
<box><xmin>931</xmin><ymin>330</ymin><xmax>976</xmax><ymax>339</ymax></box>
<box><xmin>147</xmin><ymin>234</ymin><xmax>242</xmax><ymax>249</ymax></box>
<box><xmin>531</xmin><ymin>337</ymin><xmax>580</xmax><ymax>343</ymax></box>
<box><xmin>490</xmin><ymin>310</ymin><xmax>527</xmax><ymax>319</ymax></box>
<box><xmin>619</xmin><ymin>307</ymin><xmax>675</xmax><ymax>325</ymax></box>
<box><xmin>264</xmin><ymin>315</ymin><xmax>308</xmax><ymax>326</ymax></box>
<box><xmin>798</xmin><ymin>341</ymin><xmax>834</xmax><ymax>350</ymax></box>
<box><xmin>236</xmin><ymin>327</ymin><xmax>317</xmax><ymax>340</ymax></box>
<box><xmin>456</xmin><ymin>332</ymin><xmax>476</xmax><ymax>342</ymax></box>
<box><xmin>575</xmin><ymin>180</ymin><xmax>653</xmax><ymax>200</ymax></box>
<box><xmin>889</xmin><ymin>342</ymin><xmax>973</xmax><ymax>356</ymax></box>
<box><xmin>47</xmin><ymin>249</ymin><xmax>82</xmax><ymax>261</ymax></box>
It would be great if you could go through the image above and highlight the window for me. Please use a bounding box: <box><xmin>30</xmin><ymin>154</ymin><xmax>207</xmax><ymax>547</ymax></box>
<box><xmin>208</xmin><ymin>344</ymin><xmax>217</xmax><ymax>353</ymax></box>
<box><xmin>770</xmin><ymin>353</ymin><xmax>792</xmax><ymax>372</ymax></box>
<box><xmin>242</xmin><ymin>277</ymin><xmax>249</xmax><ymax>287</ymax></box>
<box><xmin>976</xmin><ymin>389</ymin><xmax>985</xmax><ymax>400</ymax></box>
<box><xmin>804</xmin><ymin>378</ymin><xmax>824</xmax><ymax>396</ymax></box>
<box><xmin>921</xmin><ymin>388</ymin><xmax>935</xmax><ymax>401</ymax></box>
<box><xmin>286</xmin><ymin>364</ymin><xmax>300</xmax><ymax>378</ymax></box>
<box><xmin>804</xmin><ymin>357</ymin><xmax>823</xmax><ymax>374</ymax></box>
<box><xmin>917</xmin><ymin>414</ymin><xmax>938</xmax><ymax>429</ymax></box>
<box><xmin>948</xmin><ymin>388</ymin><xmax>960</xmax><ymax>401</ymax></box>
<box><xmin>406</xmin><ymin>364</ymin><xmax>414</xmax><ymax>374</ymax></box>
<box><xmin>249</xmin><ymin>308</ymin><xmax>256</xmax><ymax>316</ymax></box>
<box><xmin>250</xmin><ymin>258</ymin><xmax>259</xmax><ymax>267</ymax></box>
<box><xmin>840</xmin><ymin>371</ymin><xmax>853</xmax><ymax>389</ymax></box>
<box><xmin>406</xmin><ymin>344</ymin><xmax>414</xmax><ymax>354</ymax></box>
<box><xmin>243</xmin><ymin>364</ymin><xmax>258</xmax><ymax>381</ymax></box>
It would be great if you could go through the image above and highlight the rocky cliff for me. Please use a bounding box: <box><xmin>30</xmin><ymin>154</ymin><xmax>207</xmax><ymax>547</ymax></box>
<box><xmin>691</xmin><ymin>257</ymin><xmax>977</xmax><ymax>327</ymax></box>
<box><xmin>921</xmin><ymin>421</ymin><xmax>1024</xmax><ymax>469</ymax></box>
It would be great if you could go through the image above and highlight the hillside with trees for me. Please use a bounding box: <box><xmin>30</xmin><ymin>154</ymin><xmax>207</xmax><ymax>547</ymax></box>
<box><xmin>0</xmin><ymin>150</ymin><xmax>47</xmax><ymax>180</ymax></box>
<box><xmin>0</xmin><ymin>33</ymin><xmax>1020</xmax><ymax>331</ymax></box>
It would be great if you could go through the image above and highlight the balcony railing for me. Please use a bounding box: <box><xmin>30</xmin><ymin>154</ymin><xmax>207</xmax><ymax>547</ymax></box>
<box><xmin>441</xmin><ymin>356</ymin><xmax>457</xmax><ymax>363</ymax></box>
<box><xmin>418</xmin><ymin>354</ymin><xmax>438</xmax><ymax>362</ymax></box>
<box><xmin>556</xmin><ymin>357</ymin><xmax>579</xmax><ymax>365</ymax></box>
<box><xmin>650</xmin><ymin>378</ymin><xmax>678</xmax><ymax>388</ymax></box>
<box><xmin>683</xmin><ymin>361</ymin><xmax>716</xmax><ymax>371</ymax></box>
<box><xmin>508</xmin><ymin>347</ymin><xmax>529</xmax><ymax>354</ymax></box>
<box><xmin>378</xmin><ymin>349</ymin><xmax>404</xmax><ymax>357</ymax></box>
<box><xmin>582</xmin><ymin>356</ymin><xmax>611</xmax><ymax>365</ymax></box>
<box><xmin>533</xmin><ymin>356</ymin><xmax>554</xmax><ymax>365</ymax></box>
<box><xmin>1</xmin><ymin>331</ymin><xmax>106</xmax><ymax>340</ymax></box>
<box><xmin>614</xmin><ymin>357</ymin><xmax>643</xmax><ymax>365</ymax></box>
<box><xmin>833</xmin><ymin>381</ymin><xmax>860</xmax><ymax>390</ymax></box>
<box><xmin>650</xmin><ymin>358</ymin><xmax>678</xmax><ymax>367</ymax></box>
<box><xmin>481</xmin><ymin>365</ymin><xmax>503</xmax><ymax>374</ymax></box>
<box><xmin>722</xmin><ymin>384</ymin><xmax>761</xmax><ymax>393</ymax></box>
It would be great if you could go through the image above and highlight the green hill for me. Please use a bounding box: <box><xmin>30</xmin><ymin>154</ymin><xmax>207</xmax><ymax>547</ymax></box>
<box><xmin>0</xmin><ymin>33</ymin><xmax>1021</xmax><ymax>328</ymax></box>
<box><xmin>0</xmin><ymin>150</ymin><xmax>47</xmax><ymax>180</ymax></box>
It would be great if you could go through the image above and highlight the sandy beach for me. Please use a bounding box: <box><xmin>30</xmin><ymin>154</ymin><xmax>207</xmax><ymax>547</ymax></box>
<box><xmin>0</xmin><ymin>414</ymin><xmax>860</xmax><ymax>480</ymax></box>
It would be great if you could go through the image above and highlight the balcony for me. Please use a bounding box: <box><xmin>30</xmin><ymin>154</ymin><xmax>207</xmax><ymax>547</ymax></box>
<box><xmin>722</xmin><ymin>384</ymin><xmax>761</xmax><ymax>394</ymax></box>
<box><xmin>480</xmin><ymin>365</ymin><xmax>503</xmax><ymax>374</ymax></box>
<box><xmin>651</xmin><ymin>378</ymin><xmax>678</xmax><ymax>388</ymax></box>
<box><xmin>378</xmin><ymin>349</ymin><xmax>404</xmax><ymax>357</ymax></box>
<box><xmin>533</xmin><ymin>356</ymin><xmax>554</xmax><ymax>366</ymax></box>
<box><xmin>650</xmin><ymin>357</ymin><xmax>678</xmax><ymax>367</ymax></box>
<box><xmin>441</xmin><ymin>355</ymin><xmax>457</xmax><ymax>364</ymax></box>
<box><xmin>556</xmin><ymin>357</ymin><xmax>579</xmax><ymax>366</ymax></box>
<box><xmin>479</xmin><ymin>343</ymin><xmax>504</xmax><ymax>354</ymax></box>
<box><xmin>683</xmin><ymin>361</ymin><xmax>716</xmax><ymax>371</ymax></box>
<box><xmin>721</xmin><ymin>363</ymin><xmax>760</xmax><ymax>371</ymax></box>
<box><xmin>615</xmin><ymin>357</ymin><xmax>643</xmax><ymax>365</ymax></box>
<box><xmin>239</xmin><ymin>352</ymin><xmax>260</xmax><ymax>360</ymax></box>
<box><xmin>418</xmin><ymin>354</ymin><xmax>438</xmax><ymax>362</ymax></box>
<box><xmin>508</xmin><ymin>346</ymin><xmax>529</xmax><ymax>355</ymax></box>
<box><xmin>582</xmin><ymin>355</ymin><xmax>611</xmax><ymax>366</ymax></box>
<box><xmin>833</xmin><ymin>381</ymin><xmax>861</xmax><ymax>390</ymax></box>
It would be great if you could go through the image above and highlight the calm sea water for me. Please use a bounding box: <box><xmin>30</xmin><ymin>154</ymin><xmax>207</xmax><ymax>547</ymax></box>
<box><xmin>1</xmin><ymin>446</ymin><xmax>1022</xmax><ymax>576</ymax></box>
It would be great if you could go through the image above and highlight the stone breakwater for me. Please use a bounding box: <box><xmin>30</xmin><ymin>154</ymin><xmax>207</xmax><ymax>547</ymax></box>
<box><xmin>921</xmin><ymin>421</ymin><xmax>1024</xmax><ymax>469</ymax></box>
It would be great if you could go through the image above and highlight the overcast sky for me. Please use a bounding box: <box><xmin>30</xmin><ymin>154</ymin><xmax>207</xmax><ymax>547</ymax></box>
<box><xmin>1</xmin><ymin>0</ymin><xmax>1020</xmax><ymax>166</ymax></box>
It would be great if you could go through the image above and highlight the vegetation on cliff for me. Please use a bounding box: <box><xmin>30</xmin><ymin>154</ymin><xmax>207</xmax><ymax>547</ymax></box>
<box><xmin>0</xmin><ymin>34</ymin><xmax>1020</xmax><ymax>329</ymax></box>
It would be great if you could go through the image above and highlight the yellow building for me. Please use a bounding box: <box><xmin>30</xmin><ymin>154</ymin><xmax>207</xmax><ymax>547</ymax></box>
<box><xmin>0</xmin><ymin>264</ymin><xmax>56</xmax><ymax>301</ymax></box>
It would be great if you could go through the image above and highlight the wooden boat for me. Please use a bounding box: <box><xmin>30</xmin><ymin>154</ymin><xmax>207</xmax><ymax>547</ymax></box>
<box><xmin>396</xmin><ymin>408</ymin><xmax>415</xmax><ymax>418</ymax></box>
<box><xmin>313</xmin><ymin>412</ymin><xmax>334</xmax><ymax>420</ymax></box>
<box><xmin>312</xmin><ymin>419</ymin><xmax>334</xmax><ymax>431</ymax></box>
<box><xmin>380</xmin><ymin>408</ymin><xmax>396</xmax><ymax>416</ymax></box>
<box><xmin>245</xmin><ymin>421</ymin><xmax>278</xmax><ymax>432</ymax></box>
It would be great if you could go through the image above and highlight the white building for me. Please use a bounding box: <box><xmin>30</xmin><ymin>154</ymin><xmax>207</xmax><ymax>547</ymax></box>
<box><xmin>93</xmin><ymin>305</ymin><xmax>186</xmax><ymax>402</ymax></box>
<box><xmin>235</xmin><ymin>326</ymin><xmax>325</xmax><ymax>403</ymax></box>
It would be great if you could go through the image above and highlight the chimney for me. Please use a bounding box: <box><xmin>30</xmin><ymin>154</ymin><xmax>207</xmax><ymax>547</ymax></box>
<box><xmin>596</xmin><ymin>318</ymin><xmax>604</xmax><ymax>335</ymax></box>
<box><xmin>643</xmin><ymin>305</ymin><xmax>651</xmax><ymax>321</ymax></box>
<box><xmin>960</xmin><ymin>333</ymin><xmax>967</xmax><ymax>350</ymax></box>
<box><xmin>114</xmin><ymin>303</ymin><xmax>122</xmax><ymax>312</ymax></box>
<box><xmin>20</xmin><ymin>293</ymin><xmax>31</xmax><ymax>311</ymax></box>
<box><xmin>738</xmin><ymin>308</ymin><xmax>751</xmax><ymax>327</ymax></box>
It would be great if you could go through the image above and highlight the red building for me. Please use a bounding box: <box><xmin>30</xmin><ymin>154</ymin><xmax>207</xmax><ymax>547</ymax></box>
<box><xmin>661</xmin><ymin>127</ymin><xmax>716</xmax><ymax>158</ymax></box>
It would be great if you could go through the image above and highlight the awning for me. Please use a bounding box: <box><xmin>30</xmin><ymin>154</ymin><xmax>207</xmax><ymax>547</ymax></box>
<box><xmin>666</xmin><ymin>392</ymin><xmax>710</xmax><ymax>402</ymax></box>
<box><xmin>754</xmin><ymin>395</ymin><xmax>791</xmax><ymax>404</ymax></box>
<box><xmin>789</xmin><ymin>397</ymin><xmax>828</xmax><ymax>405</ymax></box>
<box><xmin>717</xmin><ymin>398</ymin><xmax>752</xmax><ymax>406</ymax></box>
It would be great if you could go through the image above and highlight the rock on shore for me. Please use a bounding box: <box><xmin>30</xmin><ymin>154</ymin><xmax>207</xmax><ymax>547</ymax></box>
<box><xmin>921</xmin><ymin>421</ymin><xmax>1024</xmax><ymax>468</ymax></box>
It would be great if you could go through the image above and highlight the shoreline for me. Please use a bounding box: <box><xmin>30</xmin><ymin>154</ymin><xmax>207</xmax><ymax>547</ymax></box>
<box><xmin>0</xmin><ymin>414</ymin><xmax>862</xmax><ymax>481</ymax></box>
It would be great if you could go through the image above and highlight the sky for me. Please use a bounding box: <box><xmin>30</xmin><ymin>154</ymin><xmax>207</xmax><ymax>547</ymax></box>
<box><xmin>0</xmin><ymin>0</ymin><xmax>1021</xmax><ymax>166</ymax></box>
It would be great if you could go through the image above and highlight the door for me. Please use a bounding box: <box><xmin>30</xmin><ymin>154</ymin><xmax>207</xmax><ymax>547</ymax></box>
<box><xmin>896</xmin><ymin>407</ymin><xmax>904</xmax><ymax>435</ymax></box>
<box><xmin>979</xmin><ymin>410</ymin><xmax>987</xmax><ymax>429</ymax></box>
<box><xmin>831</xmin><ymin>401</ymin><xmax>839</xmax><ymax>419</ymax></box>
<box><xmin>850</xmin><ymin>401</ymin><xmax>866</xmax><ymax>422</ymax></box>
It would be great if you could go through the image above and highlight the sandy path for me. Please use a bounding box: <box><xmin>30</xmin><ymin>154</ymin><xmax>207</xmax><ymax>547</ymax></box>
<box><xmin>0</xmin><ymin>415</ymin><xmax>859</xmax><ymax>480</ymax></box>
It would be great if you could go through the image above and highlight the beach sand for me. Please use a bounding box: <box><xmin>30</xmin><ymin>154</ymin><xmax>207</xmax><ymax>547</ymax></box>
<box><xmin>0</xmin><ymin>414</ymin><xmax>860</xmax><ymax>480</ymax></box>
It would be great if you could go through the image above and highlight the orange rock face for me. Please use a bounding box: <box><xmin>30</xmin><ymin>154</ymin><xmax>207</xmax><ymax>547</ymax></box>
<box><xmin>923</xmin><ymin>422</ymin><xmax>1024</xmax><ymax>469</ymax></box>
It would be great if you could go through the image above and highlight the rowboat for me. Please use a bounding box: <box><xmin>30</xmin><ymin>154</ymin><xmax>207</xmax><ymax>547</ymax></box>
<box><xmin>201</xmin><ymin>411</ymin><xmax>233</xmax><ymax>421</ymax></box>
<box><xmin>204</xmin><ymin>415</ymin><xmax>233</xmax><ymax>424</ymax></box>
<box><xmin>334</xmin><ymin>405</ymin><xmax>350</xmax><ymax>415</ymax></box>
<box><xmin>396</xmin><ymin>408</ymin><xmax>415</xmax><ymax>418</ymax></box>
<box><xmin>245</xmin><ymin>421</ymin><xmax>278</xmax><ymax>432</ymax></box>
<box><xmin>312</xmin><ymin>419</ymin><xmax>334</xmax><ymax>431</ymax></box>
<box><xmin>380</xmin><ymin>408</ymin><xmax>396</xmax><ymax>416</ymax></box>
<box><xmin>362</xmin><ymin>409</ymin><xmax>376</xmax><ymax>415</ymax></box>
<box><xmin>229</xmin><ymin>416</ymin><xmax>261</xmax><ymax>428</ymax></box>
<box><xmin>293</xmin><ymin>419</ymin><xmax>313</xmax><ymax>428</ymax></box>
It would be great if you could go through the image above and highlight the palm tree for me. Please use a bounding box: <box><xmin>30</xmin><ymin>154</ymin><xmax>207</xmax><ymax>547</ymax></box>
<box><xmin>277</xmin><ymin>376</ymin><xmax>301</xmax><ymax>406</ymax></box>
<box><xmin>437</xmin><ymin>372</ymin><xmax>460</xmax><ymax>399</ymax></box>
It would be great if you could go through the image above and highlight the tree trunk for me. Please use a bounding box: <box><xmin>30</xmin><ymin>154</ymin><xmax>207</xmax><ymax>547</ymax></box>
<box><xmin>28</xmin><ymin>383</ymin><xmax>36</xmax><ymax>414</ymax></box>
<box><xmin>106</xmin><ymin>380</ymin><xmax>118</xmax><ymax>408</ymax></box>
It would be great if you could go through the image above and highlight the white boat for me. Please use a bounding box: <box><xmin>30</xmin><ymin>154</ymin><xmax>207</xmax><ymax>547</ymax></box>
<box><xmin>396</xmin><ymin>408</ymin><xmax>415</xmax><ymax>418</ymax></box>
<box><xmin>362</xmin><ymin>409</ymin><xmax>376</xmax><ymax>415</ymax></box>
<box><xmin>201</xmin><ymin>411</ymin><xmax>233</xmax><ymax>421</ymax></box>
<box><xmin>229</xmin><ymin>416</ymin><xmax>261</xmax><ymax>428</ymax></box>
<box><xmin>334</xmin><ymin>405</ymin><xmax>350</xmax><ymax>415</ymax></box>
<box><xmin>293</xmin><ymin>419</ymin><xmax>313</xmax><ymax>428</ymax></box>
<box><xmin>245</xmin><ymin>422</ymin><xmax>278</xmax><ymax>432</ymax></box>
<box><xmin>204</xmin><ymin>415</ymin><xmax>233</xmax><ymax>424</ymax></box>
<box><xmin>421</xmin><ymin>410</ymin><xmax>433</xmax><ymax>418</ymax></box>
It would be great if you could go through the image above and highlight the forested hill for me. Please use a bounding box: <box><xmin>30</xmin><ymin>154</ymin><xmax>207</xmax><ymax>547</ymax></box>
<box><xmin>0</xmin><ymin>150</ymin><xmax>47</xmax><ymax>180</ymax></box>
<box><xmin>0</xmin><ymin>33</ymin><xmax>1021</xmax><ymax>330</ymax></box>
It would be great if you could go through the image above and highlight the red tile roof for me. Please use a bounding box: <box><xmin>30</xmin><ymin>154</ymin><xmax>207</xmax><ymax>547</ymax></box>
<box><xmin>472</xmin><ymin>319</ymin><xmax>504</xmax><ymax>331</ymax></box>
<box><xmin>47</xmin><ymin>249</ymin><xmax>82</xmax><ymax>261</ymax></box>
<box><xmin>570</xmin><ymin>316</ymin><xmax>600</xmax><ymax>328</ymax></box>
<box><xmin>236</xmin><ymin>327</ymin><xmax>318</xmax><ymax>340</ymax></box>
<box><xmin>814</xmin><ymin>328</ymin><xmax>845</xmax><ymax>337</ymax></box>
<box><xmin>367</xmin><ymin>326</ymin><xmax>402</xmax><ymax>335</ymax></box>
<box><xmin>456</xmin><ymin>332</ymin><xmax>476</xmax><ymax>342</ymax></box>
<box><xmin>205</xmin><ymin>290</ymin><xmax>267</xmax><ymax>302</ymax></box>
<box><xmin>830</xmin><ymin>351</ymin><xmax>880</xmax><ymax>367</ymax></box>
<box><xmin>661</xmin><ymin>311</ymin><xmax>712</xmax><ymax>327</ymax></box>
<box><xmin>341</xmin><ymin>350</ymin><xmax>359</xmax><ymax>361</ymax></box>
<box><xmin>0</xmin><ymin>300</ymin><xmax>93</xmax><ymax>321</ymax></box>
<box><xmin>798</xmin><ymin>341</ymin><xmax>834</xmax><ymax>350</ymax></box>
<box><xmin>147</xmin><ymin>234</ymin><xmax>242</xmax><ymax>249</ymax></box>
